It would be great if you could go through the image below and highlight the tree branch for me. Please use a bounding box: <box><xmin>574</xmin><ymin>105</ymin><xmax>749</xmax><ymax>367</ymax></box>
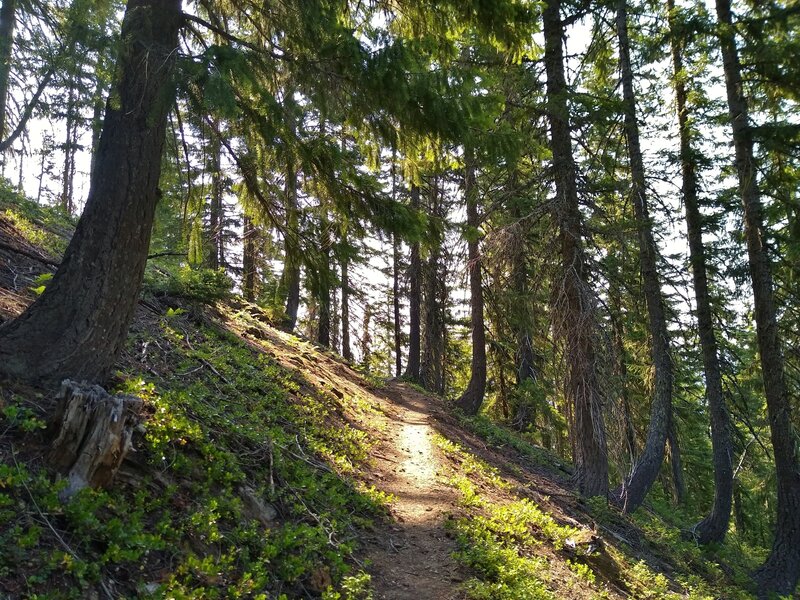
<box><xmin>0</xmin><ymin>69</ymin><xmax>55</xmax><ymax>153</ymax></box>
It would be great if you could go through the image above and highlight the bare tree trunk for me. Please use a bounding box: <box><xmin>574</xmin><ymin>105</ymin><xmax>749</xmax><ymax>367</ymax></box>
<box><xmin>404</xmin><ymin>184</ymin><xmax>421</xmax><ymax>382</ymax></box>
<box><xmin>393</xmin><ymin>233</ymin><xmax>402</xmax><ymax>376</ymax></box>
<box><xmin>207</xmin><ymin>120</ymin><xmax>222</xmax><ymax>269</ymax></box>
<box><xmin>242</xmin><ymin>215</ymin><xmax>257</xmax><ymax>302</ymax></box>
<box><xmin>331</xmin><ymin>264</ymin><xmax>340</xmax><ymax>353</ymax></box>
<box><xmin>360</xmin><ymin>302</ymin><xmax>372</xmax><ymax>370</ymax></box>
<box><xmin>317</xmin><ymin>221</ymin><xmax>331</xmax><ymax>348</ymax></box>
<box><xmin>615</xmin><ymin>0</ymin><xmax>675</xmax><ymax>513</ymax></box>
<box><xmin>341</xmin><ymin>255</ymin><xmax>352</xmax><ymax>361</ymax></box>
<box><xmin>0</xmin><ymin>0</ymin><xmax>183</xmax><ymax>384</ymax></box>
<box><xmin>0</xmin><ymin>0</ymin><xmax>16</xmax><ymax>145</ymax></box>
<box><xmin>456</xmin><ymin>146</ymin><xmax>486</xmax><ymax>415</ymax></box>
<box><xmin>715</xmin><ymin>0</ymin><xmax>800</xmax><ymax>593</ymax></box>
<box><xmin>283</xmin><ymin>98</ymin><xmax>301</xmax><ymax>331</ymax></box>
<box><xmin>543</xmin><ymin>0</ymin><xmax>608</xmax><ymax>497</ymax></box>
<box><xmin>667</xmin><ymin>418</ymin><xmax>686</xmax><ymax>504</ymax></box>
<box><xmin>421</xmin><ymin>179</ymin><xmax>445</xmax><ymax>395</ymax></box>
<box><xmin>61</xmin><ymin>82</ymin><xmax>77</xmax><ymax>213</ymax></box>
<box><xmin>392</xmin><ymin>157</ymin><xmax>402</xmax><ymax>376</ymax></box>
<box><xmin>667</xmin><ymin>0</ymin><xmax>733</xmax><ymax>542</ymax></box>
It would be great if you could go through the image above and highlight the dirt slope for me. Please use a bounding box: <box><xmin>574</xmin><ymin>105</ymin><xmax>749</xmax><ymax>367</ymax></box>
<box><xmin>0</xmin><ymin>195</ymin><xmax>759</xmax><ymax>599</ymax></box>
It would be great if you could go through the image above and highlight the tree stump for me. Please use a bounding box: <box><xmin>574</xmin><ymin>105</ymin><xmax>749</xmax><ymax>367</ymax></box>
<box><xmin>49</xmin><ymin>379</ymin><xmax>143</xmax><ymax>500</ymax></box>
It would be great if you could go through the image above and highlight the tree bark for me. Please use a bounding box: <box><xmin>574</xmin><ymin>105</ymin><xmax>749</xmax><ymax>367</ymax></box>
<box><xmin>615</xmin><ymin>0</ymin><xmax>675</xmax><ymax>513</ymax></box>
<box><xmin>50</xmin><ymin>380</ymin><xmax>143</xmax><ymax>500</ymax></box>
<box><xmin>0</xmin><ymin>0</ymin><xmax>16</xmax><ymax>144</ymax></box>
<box><xmin>0</xmin><ymin>0</ymin><xmax>183</xmax><ymax>385</ymax></box>
<box><xmin>360</xmin><ymin>301</ymin><xmax>372</xmax><ymax>370</ymax></box>
<box><xmin>715</xmin><ymin>0</ymin><xmax>800</xmax><ymax>593</ymax></box>
<box><xmin>421</xmin><ymin>179</ymin><xmax>445</xmax><ymax>395</ymax></box>
<box><xmin>341</xmin><ymin>254</ymin><xmax>352</xmax><ymax>361</ymax></box>
<box><xmin>393</xmin><ymin>232</ymin><xmax>402</xmax><ymax>376</ymax></box>
<box><xmin>317</xmin><ymin>222</ymin><xmax>331</xmax><ymax>348</ymax></box>
<box><xmin>282</xmin><ymin>105</ymin><xmax>301</xmax><ymax>331</ymax></box>
<box><xmin>242</xmin><ymin>214</ymin><xmax>257</xmax><ymax>301</ymax></box>
<box><xmin>543</xmin><ymin>0</ymin><xmax>608</xmax><ymax>497</ymax></box>
<box><xmin>392</xmin><ymin>157</ymin><xmax>402</xmax><ymax>377</ymax></box>
<box><xmin>403</xmin><ymin>184</ymin><xmax>421</xmax><ymax>382</ymax></box>
<box><xmin>668</xmin><ymin>0</ymin><xmax>733</xmax><ymax>542</ymax></box>
<box><xmin>207</xmin><ymin>120</ymin><xmax>223</xmax><ymax>269</ymax></box>
<box><xmin>456</xmin><ymin>146</ymin><xmax>486</xmax><ymax>415</ymax></box>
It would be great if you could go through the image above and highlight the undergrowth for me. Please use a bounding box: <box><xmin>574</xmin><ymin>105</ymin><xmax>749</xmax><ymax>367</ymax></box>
<box><xmin>0</xmin><ymin>301</ymin><xmax>381</xmax><ymax>599</ymax></box>
<box><xmin>0</xmin><ymin>183</ymin><xmax>74</xmax><ymax>257</ymax></box>
<box><xmin>433</xmin><ymin>428</ymin><xmax>758</xmax><ymax>600</ymax></box>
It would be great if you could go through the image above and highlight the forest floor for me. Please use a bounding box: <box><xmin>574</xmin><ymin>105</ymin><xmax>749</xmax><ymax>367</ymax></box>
<box><xmin>0</xmin><ymin>190</ymin><xmax>765</xmax><ymax>599</ymax></box>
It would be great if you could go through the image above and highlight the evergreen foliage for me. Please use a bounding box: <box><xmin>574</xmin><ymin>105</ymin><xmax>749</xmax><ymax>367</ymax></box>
<box><xmin>0</xmin><ymin>0</ymin><xmax>798</xmax><ymax>595</ymax></box>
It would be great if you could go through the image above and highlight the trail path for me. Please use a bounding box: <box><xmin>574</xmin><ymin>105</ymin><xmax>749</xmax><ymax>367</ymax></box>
<box><xmin>218</xmin><ymin>323</ymin><xmax>468</xmax><ymax>599</ymax></box>
<box><xmin>361</xmin><ymin>381</ymin><xmax>466</xmax><ymax>600</ymax></box>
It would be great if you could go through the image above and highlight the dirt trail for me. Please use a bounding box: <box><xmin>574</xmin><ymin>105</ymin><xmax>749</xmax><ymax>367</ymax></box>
<box><xmin>361</xmin><ymin>381</ymin><xmax>466</xmax><ymax>600</ymax></box>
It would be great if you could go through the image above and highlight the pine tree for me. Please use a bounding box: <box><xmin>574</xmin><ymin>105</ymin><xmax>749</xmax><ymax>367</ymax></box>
<box><xmin>0</xmin><ymin>0</ymin><xmax>184</xmax><ymax>383</ymax></box>
<box><xmin>667</xmin><ymin>0</ymin><xmax>733</xmax><ymax>544</ymax></box>
<box><xmin>456</xmin><ymin>144</ymin><xmax>487</xmax><ymax>414</ymax></box>
<box><xmin>614</xmin><ymin>0</ymin><xmax>676</xmax><ymax>512</ymax></box>
<box><xmin>714</xmin><ymin>0</ymin><xmax>800</xmax><ymax>593</ymax></box>
<box><xmin>543</xmin><ymin>0</ymin><xmax>608</xmax><ymax>497</ymax></box>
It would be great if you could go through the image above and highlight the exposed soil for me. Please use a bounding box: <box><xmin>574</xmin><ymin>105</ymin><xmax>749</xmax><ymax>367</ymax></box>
<box><xmin>219</xmin><ymin>315</ymin><xmax>469</xmax><ymax>599</ymax></box>
<box><xmin>359</xmin><ymin>381</ymin><xmax>467</xmax><ymax>600</ymax></box>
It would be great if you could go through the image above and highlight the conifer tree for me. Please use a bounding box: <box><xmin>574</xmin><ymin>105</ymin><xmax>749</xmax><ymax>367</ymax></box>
<box><xmin>543</xmin><ymin>0</ymin><xmax>608</xmax><ymax>497</ymax></box>
<box><xmin>714</xmin><ymin>0</ymin><xmax>800</xmax><ymax>592</ymax></box>
<box><xmin>456</xmin><ymin>144</ymin><xmax>487</xmax><ymax>415</ymax></box>
<box><xmin>667</xmin><ymin>0</ymin><xmax>733</xmax><ymax>544</ymax></box>
<box><xmin>615</xmin><ymin>0</ymin><xmax>676</xmax><ymax>512</ymax></box>
<box><xmin>0</xmin><ymin>0</ymin><xmax>183</xmax><ymax>382</ymax></box>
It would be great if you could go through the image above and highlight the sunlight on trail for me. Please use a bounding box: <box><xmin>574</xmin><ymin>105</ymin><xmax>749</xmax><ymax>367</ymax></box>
<box><xmin>399</xmin><ymin>421</ymin><xmax>437</xmax><ymax>487</ymax></box>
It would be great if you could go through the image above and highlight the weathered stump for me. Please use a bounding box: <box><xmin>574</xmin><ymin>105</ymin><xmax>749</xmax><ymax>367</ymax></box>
<box><xmin>49</xmin><ymin>379</ymin><xmax>143</xmax><ymax>500</ymax></box>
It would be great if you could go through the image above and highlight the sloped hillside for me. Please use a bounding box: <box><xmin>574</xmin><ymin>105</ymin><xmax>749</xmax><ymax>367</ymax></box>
<box><xmin>0</xmin><ymin>193</ymin><xmax>762</xmax><ymax>599</ymax></box>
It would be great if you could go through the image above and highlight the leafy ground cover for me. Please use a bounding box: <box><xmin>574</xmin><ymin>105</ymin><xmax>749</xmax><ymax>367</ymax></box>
<box><xmin>0</xmin><ymin>194</ymin><xmax>772</xmax><ymax>599</ymax></box>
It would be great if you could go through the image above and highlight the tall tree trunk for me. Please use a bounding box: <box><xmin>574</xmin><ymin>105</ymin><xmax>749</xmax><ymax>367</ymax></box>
<box><xmin>616</xmin><ymin>0</ymin><xmax>675</xmax><ymax>512</ymax></box>
<box><xmin>392</xmin><ymin>156</ymin><xmax>402</xmax><ymax>377</ymax></box>
<box><xmin>283</xmin><ymin>149</ymin><xmax>301</xmax><ymax>331</ymax></box>
<box><xmin>282</xmin><ymin>92</ymin><xmax>301</xmax><ymax>331</ymax></box>
<box><xmin>404</xmin><ymin>184</ymin><xmax>421</xmax><ymax>382</ymax></box>
<box><xmin>0</xmin><ymin>0</ymin><xmax>183</xmax><ymax>384</ymax></box>
<box><xmin>207</xmin><ymin>120</ymin><xmax>222</xmax><ymax>269</ymax></box>
<box><xmin>0</xmin><ymin>0</ymin><xmax>16</xmax><ymax>145</ymax></box>
<box><xmin>393</xmin><ymin>233</ymin><xmax>402</xmax><ymax>376</ymax></box>
<box><xmin>456</xmin><ymin>146</ymin><xmax>486</xmax><ymax>415</ymax></box>
<box><xmin>667</xmin><ymin>418</ymin><xmax>686</xmax><ymax>504</ymax></box>
<box><xmin>242</xmin><ymin>215</ymin><xmax>257</xmax><ymax>302</ymax></box>
<box><xmin>360</xmin><ymin>302</ymin><xmax>371</xmax><ymax>370</ymax></box>
<box><xmin>341</xmin><ymin>255</ymin><xmax>352</xmax><ymax>361</ymax></box>
<box><xmin>61</xmin><ymin>82</ymin><xmax>77</xmax><ymax>213</ymax></box>
<box><xmin>668</xmin><ymin>0</ymin><xmax>733</xmax><ymax>542</ymax></box>
<box><xmin>715</xmin><ymin>0</ymin><xmax>800</xmax><ymax>593</ymax></box>
<box><xmin>421</xmin><ymin>179</ymin><xmax>445</xmax><ymax>395</ymax></box>
<box><xmin>543</xmin><ymin>0</ymin><xmax>608</xmax><ymax>497</ymax></box>
<box><xmin>330</xmin><ymin>274</ymin><xmax>340</xmax><ymax>353</ymax></box>
<box><xmin>317</xmin><ymin>222</ymin><xmax>331</xmax><ymax>348</ymax></box>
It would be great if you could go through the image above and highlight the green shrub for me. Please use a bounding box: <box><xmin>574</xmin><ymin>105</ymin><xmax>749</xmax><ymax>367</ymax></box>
<box><xmin>146</xmin><ymin>265</ymin><xmax>232</xmax><ymax>303</ymax></box>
